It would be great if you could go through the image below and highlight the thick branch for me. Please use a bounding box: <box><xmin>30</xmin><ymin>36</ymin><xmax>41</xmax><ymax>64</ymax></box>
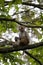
<box><xmin>22</xmin><ymin>2</ymin><xmax>43</xmax><ymax>9</ymax></box>
<box><xmin>0</xmin><ymin>18</ymin><xmax>43</xmax><ymax>28</ymax></box>
<box><xmin>0</xmin><ymin>42</ymin><xmax>43</xmax><ymax>53</ymax></box>
<box><xmin>24</xmin><ymin>51</ymin><xmax>42</xmax><ymax>65</ymax></box>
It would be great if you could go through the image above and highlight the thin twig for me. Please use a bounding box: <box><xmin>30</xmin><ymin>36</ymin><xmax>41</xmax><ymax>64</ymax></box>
<box><xmin>24</xmin><ymin>51</ymin><xmax>42</xmax><ymax>65</ymax></box>
<box><xmin>4</xmin><ymin>1</ymin><xmax>43</xmax><ymax>9</ymax></box>
<box><xmin>12</xmin><ymin>10</ymin><xmax>29</xmax><ymax>16</ymax></box>
<box><xmin>22</xmin><ymin>2</ymin><xmax>43</xmax><ymax>10</ymax></box>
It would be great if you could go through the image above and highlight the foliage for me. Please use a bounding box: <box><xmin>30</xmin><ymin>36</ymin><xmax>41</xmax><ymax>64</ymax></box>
<box><xmin>0</xmin><ymin>0</ymin><xmax>43</xmax><ymax>65</ymax></box>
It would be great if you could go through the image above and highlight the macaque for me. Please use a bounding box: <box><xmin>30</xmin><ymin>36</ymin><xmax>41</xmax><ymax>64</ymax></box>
<box><xmin>15</xmin><ymin>25</ymin><xmax>29</xmax><ymax>46</ymax></box>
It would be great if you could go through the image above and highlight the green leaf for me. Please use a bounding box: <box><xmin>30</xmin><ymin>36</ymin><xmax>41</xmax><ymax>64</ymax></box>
<box><xmin>14</xmin><ymin>5</ymin><xmax>19</xmax><ymax>12</ymax></box>
<box><xmin>13</xmin><ymin>0</ymin><xmax>22</xmax><ymax>4</ymax></box>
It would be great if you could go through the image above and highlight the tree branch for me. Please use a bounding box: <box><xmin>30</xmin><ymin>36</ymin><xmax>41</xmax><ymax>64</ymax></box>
<box><xmin>4</xmin><ymin>1</ymin><xmax>43</xmax><ymax>10</ymax></box>
<box><xmin>0</xmin><ymin>42</ymin><xmax>43</xmax><ymax>53</ymax></box>
<box><xmin>22</xmin><ymin>2</ymin><xmax>43</xmax><ymax>10</ymax></box>
<box><xmin>24</xmin><ymin>51</ymin><xmax>42</xmax><ymax>65</ymax></box>
<box><xmin>12</xmin><ymin>10</ymin><xmax>29</xmax><ymax>16</ymax></box>
<box><xmin>0</xmin><ymin>18</ymin><xmax>43</xmax><ymax>28</ymax></box>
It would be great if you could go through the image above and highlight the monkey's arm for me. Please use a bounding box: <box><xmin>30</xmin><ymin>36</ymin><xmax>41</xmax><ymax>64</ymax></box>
<box><xmin>15</xmin><ymin>37</ymin><xmax>19</xmax><ymax>41</ymax></box>
<box><xmin>25</xmin><ymin>31</ymin><xmax>29</xmax><ymax>43</ymax></box>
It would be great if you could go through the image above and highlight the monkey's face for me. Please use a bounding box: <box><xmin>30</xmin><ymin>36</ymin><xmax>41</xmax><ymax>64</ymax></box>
<box><xmin>19</xmin><ymin>27</ymin><xmax>24</xmax><ymax>32</ymax></box>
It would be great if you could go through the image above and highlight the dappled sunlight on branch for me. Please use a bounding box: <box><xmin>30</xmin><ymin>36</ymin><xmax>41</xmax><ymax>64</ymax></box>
<box><xmin>0</xmin><ymin>41</ymin><xmax>43</xmax><ymax>53</ymax></box>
